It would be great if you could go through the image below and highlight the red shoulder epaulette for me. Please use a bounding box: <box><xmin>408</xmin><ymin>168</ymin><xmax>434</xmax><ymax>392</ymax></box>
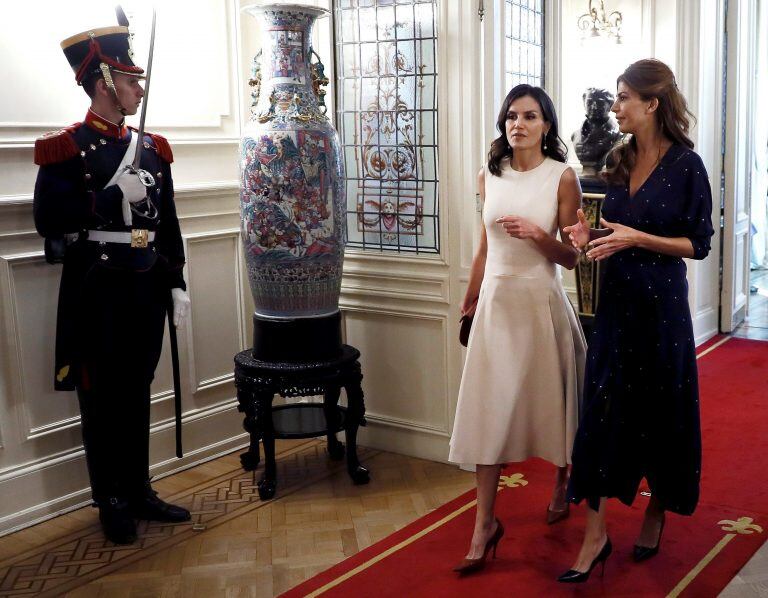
<box><xmin>147</xmin><ymin>132</ymin><xmax>174</xmax><ymax>164</ymax></box>
<box><xmin>128</xmin><ymin>127</ymin><xmax>174</xmax><ymax>164</ymax></box>
<box><xmin>34</xmin><ymin>124</ymin><xmax>82</xmax><ymax>166</ymax></box>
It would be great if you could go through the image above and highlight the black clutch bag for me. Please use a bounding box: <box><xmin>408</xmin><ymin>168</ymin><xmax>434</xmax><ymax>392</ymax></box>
<box><xmin>459</xmin><ymin>314</ymin><xmax>473</xmax><ymax>347</ymax></box>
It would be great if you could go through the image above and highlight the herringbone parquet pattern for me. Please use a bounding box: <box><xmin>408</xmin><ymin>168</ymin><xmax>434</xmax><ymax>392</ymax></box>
<box><xmin>0</xmin><ymin>440</ymin><xmax>476</xmax><ymax>597</ymax></box>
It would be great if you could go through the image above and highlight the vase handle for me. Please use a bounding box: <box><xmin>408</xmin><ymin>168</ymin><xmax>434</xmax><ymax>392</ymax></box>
<box><xmin>308</xmin><ymin>47</ymin><xmax>329</xmax><ymax>115</ymax></box>
<box><xmin>248</xmin><ymin>50</ymin><xmax>263</xmax><ymax>109</ymax></box>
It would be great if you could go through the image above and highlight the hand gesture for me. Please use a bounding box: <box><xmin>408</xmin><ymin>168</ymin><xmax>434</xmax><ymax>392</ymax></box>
<box><xmin>495</xmin><ymin>215</ymin><xmax>543</xmax><ymax>240</ymax></box>
<box><xmin>562</xmin><ymin>208</ymin><xmax>591</xmax><ymax>249</ymax></box>
<box><xmin>585</xmin><ymin>217</ymin><xmax>638</xmax><ymax>261</ymax></box>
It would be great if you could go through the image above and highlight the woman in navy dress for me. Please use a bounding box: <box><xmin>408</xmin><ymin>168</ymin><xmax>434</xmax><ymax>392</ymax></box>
<box><xmin>557</xmin><ymin>59</ymin><xmax>714</xmax><ymax>583</ymax></box>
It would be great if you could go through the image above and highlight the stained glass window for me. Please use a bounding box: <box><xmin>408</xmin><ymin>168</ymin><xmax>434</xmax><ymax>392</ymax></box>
<box><xmin>334</xmin><ymin>0</ymin><xmax>439</xmax><ymax>253</ymax></box>
<box><xmin>505</xmin><ymin>0</ymin><xmax>544</xmax><ymax>89</ymax></box>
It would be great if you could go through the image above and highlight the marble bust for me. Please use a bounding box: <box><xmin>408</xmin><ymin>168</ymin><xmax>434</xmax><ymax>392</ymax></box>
<box><xmin>571</xmin><ymin>87</ymin><xmax>622</xmax><ymax>177</ymax></box>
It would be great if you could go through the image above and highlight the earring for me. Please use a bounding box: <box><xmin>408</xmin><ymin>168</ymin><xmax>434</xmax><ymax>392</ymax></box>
<box><xmin>543</xmin><ymin>139</ymin><xmax>548</xmax><ymax>151</ymax></box>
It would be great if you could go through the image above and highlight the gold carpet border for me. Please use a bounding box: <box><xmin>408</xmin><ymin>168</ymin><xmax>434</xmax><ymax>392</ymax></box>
<box><xmin>304</xmin><ymin>498</ymin><xmax>479</xmax><ymax>598</ymax></box>
<box><xmin>304</xmin><ymin>336</ymin><xmax>735</xmax><ymax>597</ymax></box>
<box><xmin>695</xmin><ymin>336</ymin><xmax>731</xmax><ymax>360</ymax></box>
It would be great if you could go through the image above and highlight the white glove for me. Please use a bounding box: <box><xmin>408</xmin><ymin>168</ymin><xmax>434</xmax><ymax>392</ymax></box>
<box><xmin>116</xmin><ymin>172</ymin><xmax>148</xmax><ymax>227</ymax></box>
<box><xmin>116</xmin><ymin>172</ymin><xmax>148</xmax><ymax>204</ymax></box>
<box><xmin>171</xmin><ymin>288</ymin><xmax>191</xmax><ymax>328</ymax></box>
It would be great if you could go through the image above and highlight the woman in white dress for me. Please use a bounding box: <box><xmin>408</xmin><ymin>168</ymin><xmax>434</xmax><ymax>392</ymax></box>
<box><xmin>450</xmin><ymin>85</ymin><xmax>587</xmax><ymax>574</ymax></box>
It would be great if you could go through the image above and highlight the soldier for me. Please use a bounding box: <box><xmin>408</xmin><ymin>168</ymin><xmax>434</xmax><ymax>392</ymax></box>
<box><xmin>33</xmin><ymin>12</ymin><xmax>191</xmax><ymax>544</ymax></box>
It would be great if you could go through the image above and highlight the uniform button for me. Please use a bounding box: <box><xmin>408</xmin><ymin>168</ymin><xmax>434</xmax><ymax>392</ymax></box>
<box><xmin>157</xmin><ymin>172</ymin><xmax>162</xmax><ymax>178</ymax></box>
<box><xmin>89</xmin><ymin>144</ymin><xmax>97</xmax><ymax>151</ymax></box>
<box><xmin>80</xmin><ymin>151</ymin><xmax>86</xmax><ymax>157</ymax></box>
<box><xmin>100</xmin><ymin>254</ymin><xmax>109</xmax><ymax>261</ymax></box>
<box><xmin>84</xmin><ymin>173</ymin><xmax>92</xmax><ymax>180</ymax></box>
<box><xmin>99</xmin><ymin>241</ymin><xmax>106</xmax><ymax>247</ymax></box>
<box><xmin>99</xmin><ymin>139</ymin><xmax>106</xmax><ymax>144</ymax></box>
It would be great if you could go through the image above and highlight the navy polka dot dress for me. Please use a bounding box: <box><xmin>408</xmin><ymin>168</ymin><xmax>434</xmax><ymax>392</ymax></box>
<box><xmin>567</xmin><ymin>144</ymin><xmax>715</xmax><ymax>515</ymax></box>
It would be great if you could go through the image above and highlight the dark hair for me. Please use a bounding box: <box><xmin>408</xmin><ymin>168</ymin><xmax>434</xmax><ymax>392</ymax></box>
<box><xmin>81</xmin><ymin>74</ymin><xmax>100</xmax><ymax>99</ymax></box>
<box><xmin>604</xmin><ymin>59</ymin><xmax>695</xmax><ymax>186</ymax></box>
<box><xmin>487</xmin><ymin>84</ymin><xmax>567</xmax><ymax>176</ymax></box>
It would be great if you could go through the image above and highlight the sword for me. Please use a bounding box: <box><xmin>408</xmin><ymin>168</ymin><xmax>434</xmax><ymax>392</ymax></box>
<box><xmin>126</xmin><ymin>7</ymin><xmax>157</xmax><ymax>188</ymax></box>
<box><xmin>122</xmin><ymin>5</ymin><xmax>183</xmax><ymax>455</ymax></box>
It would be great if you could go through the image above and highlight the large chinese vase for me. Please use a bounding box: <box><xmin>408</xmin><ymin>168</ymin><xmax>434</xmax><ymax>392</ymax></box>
<box><xmin>240</xmin><ymin>4</ymin><xmax>344</xmax><ymax>319</ymax></box>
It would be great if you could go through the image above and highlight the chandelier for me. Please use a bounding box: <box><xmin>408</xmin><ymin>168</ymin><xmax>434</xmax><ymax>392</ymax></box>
<box><xmin>577</xmin><ymin>0</ymin><xmax>623</xmax><ymax>44</ymax></box>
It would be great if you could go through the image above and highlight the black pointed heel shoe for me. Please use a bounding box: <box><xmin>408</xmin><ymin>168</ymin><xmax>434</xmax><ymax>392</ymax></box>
<box><xmin>633</xmin><ymin>516</ymin><xmax>665</xmax><ymax>562</ymax></box>
<box><xmin>557</xmin><ymin>536</ymin><xmax>612</xmax><ymax>583</ymax></box>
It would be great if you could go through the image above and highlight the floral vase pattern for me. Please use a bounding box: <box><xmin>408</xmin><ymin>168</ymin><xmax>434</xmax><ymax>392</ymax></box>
<box><xmin>240</xmin><ymin>4</ymin><xmax>344</xmax><ymax>319</ymax></box>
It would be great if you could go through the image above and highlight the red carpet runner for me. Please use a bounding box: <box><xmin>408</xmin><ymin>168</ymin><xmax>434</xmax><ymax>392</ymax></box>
<box><xmin>284</xmin><ymin>336</ymin><xmax>767</xmax><ymax>597</ymax></box>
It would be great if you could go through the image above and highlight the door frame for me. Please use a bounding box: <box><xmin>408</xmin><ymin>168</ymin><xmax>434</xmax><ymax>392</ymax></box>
<box><xmin>720</xmin><ymin>0</ymin><xmax>759</xmax><ymax>332</ymax></box>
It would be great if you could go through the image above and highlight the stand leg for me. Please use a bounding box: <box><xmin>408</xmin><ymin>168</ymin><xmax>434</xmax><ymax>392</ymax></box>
<box><xmin>344</xmin><ymin>364</ymin><xmax>370</xmax><ymax>485</ymax></box>
<box><xmin>323</xmin><ymin>386</ymin><xmax>345</xmax><ymax>461</ymax></box>
<box><xmin>237</xmin><ymin>386</ymin><xmax>261</xmax><ymax>472</ymax></box>
<box><xmin>256</xmin><ymin>390</ymin><xmax>277</xmax><ymax>500</ymax></box>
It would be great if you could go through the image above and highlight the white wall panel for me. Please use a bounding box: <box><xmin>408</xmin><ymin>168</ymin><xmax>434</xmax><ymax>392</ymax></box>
<box><xmin>344</xmin><ymin>310</ymin><xmax>449</xmax><ymax>436</ymax></box>
<box><xmin>186</xmin><ymin>231</ymin><xmax>244</xmax><ymax>391</ymax></box>
<box><xmin>0</xmin><ymin>254</ymin><xmax>77</xmax><ymax>439</ymax></box>
<box><xmin>0</xmin><ymin>0</ymin><xmax>236</xmax><ymax>139</ymax></box>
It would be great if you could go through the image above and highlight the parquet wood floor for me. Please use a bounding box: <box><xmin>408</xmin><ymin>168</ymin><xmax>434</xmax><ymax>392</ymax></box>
<box><xmin>1</xmin><ymin>439</ymin><xmax>766</xmax><ymax>597</ymax></box>
<box><xmin>0</xmin><ymin>439</ymin><xmax>476</xmax><ymax>597</ymax></box>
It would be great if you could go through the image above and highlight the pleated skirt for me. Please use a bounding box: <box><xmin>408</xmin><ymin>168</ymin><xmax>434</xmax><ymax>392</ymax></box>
<box><xmin>449</xmin><ymin>273</ymin><xmax>586</xmax><ymax>466</ymax></box>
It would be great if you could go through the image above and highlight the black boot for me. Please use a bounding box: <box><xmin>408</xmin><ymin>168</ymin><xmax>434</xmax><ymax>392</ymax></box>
<box><xmin>130</xmin><ymin>483</ymin><xmax>191</xmax><ymax>523</ymax></box>
<box><xmin>98</xmin><ymin>497</ymin><xmax>137</xmax><ymax>544</ymax></box>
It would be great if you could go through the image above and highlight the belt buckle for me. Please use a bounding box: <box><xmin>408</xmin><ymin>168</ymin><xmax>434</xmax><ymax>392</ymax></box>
<box><xmin>130</xmin><ymin>229</ymin><xmax>149</xmax><ymax>248</ymax></box>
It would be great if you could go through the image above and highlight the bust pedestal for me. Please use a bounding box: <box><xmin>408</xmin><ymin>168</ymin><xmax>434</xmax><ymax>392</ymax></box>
<box><xmin>576</xmin><ymin>175</ymin><xmax>607</xmax><ymax>337</ymax></box>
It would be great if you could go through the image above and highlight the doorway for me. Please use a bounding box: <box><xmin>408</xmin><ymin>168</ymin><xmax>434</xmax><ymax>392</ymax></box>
<box><xmin>732</xmin><ymin>0</ymin><xmax>768</xmax><ymax>341</ymax></box>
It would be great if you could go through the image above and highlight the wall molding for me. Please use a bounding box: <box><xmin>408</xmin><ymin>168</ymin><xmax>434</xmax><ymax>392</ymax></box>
<box><xmin>0</xmin><ymin>394</ymin><xmax>241</xmax><ymax>484</ymax></box>
<box><xmin>0</xmin><ymin>426</ymin><xmax>250</xmax><ymax>537</ymax></box>
<box><xmin>341</xmin><ymin>270</ymin><xmax>447</xmax><ymax>304</ymax></box>
<box><xmin>0</xmin><ymin>137</ymin><xmax>241</xmax><ymax>149</ymax></box>
<box><xmin>342</xmin><ymin>308</ymin><xmax>451</xmax><ymax>437</ymax></box>
<box><xmin>363</xmin><ymin>412</ymin><xmax>451</xmax><ymax>438</ymax></box>
<box><xmin>0</xmin><ymin>181</ymin><xmax>239</xmax><ymax>208</ymax></box>
<box><xmin>184</xmin><ymin>229</ymin><xmax>245</xmax><ymax>393</ymax></box>
<box><xmin>0</xmin><ymin>252</ymin><xmax>46</xmax><ymax>441</ymax></box>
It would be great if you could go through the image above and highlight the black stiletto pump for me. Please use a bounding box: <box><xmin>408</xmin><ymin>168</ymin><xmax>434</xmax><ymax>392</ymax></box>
<box><xmin>557</xmin><ymin>537</ymin><xmax>612</xmax><ymax>583</ymax></box>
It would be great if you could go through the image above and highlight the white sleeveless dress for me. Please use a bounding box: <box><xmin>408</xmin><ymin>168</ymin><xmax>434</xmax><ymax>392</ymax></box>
<box><xmin>449</xmin><ymin>158</ymin><xmax>587</xmax><ymax>467</ymax></box>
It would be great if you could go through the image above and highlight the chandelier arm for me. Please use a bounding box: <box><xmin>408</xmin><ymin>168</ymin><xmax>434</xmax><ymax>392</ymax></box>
<box><xmin>577</xmin><ymin>1</ymin><xmax>623</xmax><ymax>42</ymax></box>
<box><xmin>577</xmin><ymin>13</ymin><xmax>595</xmax><ymax>32</ymax></box>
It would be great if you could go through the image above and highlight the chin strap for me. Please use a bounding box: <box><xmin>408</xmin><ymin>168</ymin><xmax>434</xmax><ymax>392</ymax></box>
<box><xmin>77</xmin><ymin>34</ymin><xmax>128</xmax><ymax>116</ymax></box>
<box><xmin>99</xmin><ymin>63</ymin><xmax>128</xmax><ymax>116</ymax></box>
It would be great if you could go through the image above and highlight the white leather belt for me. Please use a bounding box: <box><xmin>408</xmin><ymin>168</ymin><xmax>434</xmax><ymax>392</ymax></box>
<box><xmin>87</xmin><ymin>229</ymin><xmax>155</xmax><ymax>248</ymax></box>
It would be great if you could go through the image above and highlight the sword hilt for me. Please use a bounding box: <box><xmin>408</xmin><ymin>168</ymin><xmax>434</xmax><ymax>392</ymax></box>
<box><xmin>123</xmin><ymin>165</ymin><xmax>155</xmax><ymax>188</ymax></box>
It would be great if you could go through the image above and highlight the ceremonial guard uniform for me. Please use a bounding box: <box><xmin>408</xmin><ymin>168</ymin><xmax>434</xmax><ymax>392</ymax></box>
<box><xmin>33</xmin><ymin>12</ymin><xmax>191</xmax><ymax>544</ymax></box>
